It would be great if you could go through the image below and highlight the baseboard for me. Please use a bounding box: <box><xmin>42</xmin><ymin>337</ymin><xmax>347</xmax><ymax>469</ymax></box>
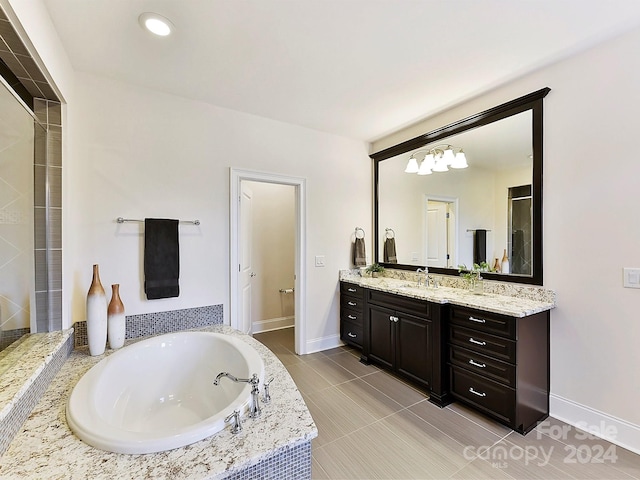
<box><xmin>550</xmin><ymin>393</ymin><xmax>640</xmax><ymax>455</ymax></box>
<box><xmin>252</xmin><ymin>316</ymin><xmax>294</xmax><ymax>334</ymax></box>
<box><xmin>305</xmin><ymin>334</ymin><xmax>343</xmax><ymax>354</ymax></box>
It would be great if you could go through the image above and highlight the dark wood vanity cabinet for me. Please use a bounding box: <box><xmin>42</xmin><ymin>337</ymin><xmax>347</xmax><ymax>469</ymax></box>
<box><xmin>366</xmin><ymin>300</ymin><xmax>432</xmax><ymax>389</ymax></box>
<box><xmin>339</xmin><ymin>282</ymin><xmax>365</xmax><ymax>348</ymax></box>
<box><xmin>447</xmin><ymin>305</ymin><xmax>550</xmax><ymax>434</ymax></box>
<box><xmin>360</xmin><ymin>288</ymin><xmax>449</xmax><ymax>406</ymax></box>
<box><xmin>339</xmin><ymin>280</ymin><xmax>550</xmax><ymax>431</ymax></box>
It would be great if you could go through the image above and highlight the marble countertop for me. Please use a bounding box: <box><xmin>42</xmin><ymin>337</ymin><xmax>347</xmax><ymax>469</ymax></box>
<box><xmin>0</xmin><ymin>330</ymin><xmax>73</xmax><ymax>426</ymax></box>
<box><xmin>0</xmin><ymin>325</ymin><xmax>317</xmax><ymax>479</ymax></box>
<box><xmin>340</xmin><ymin>271</ymin><xmax>555</xmax><ymax>317</ymax></box>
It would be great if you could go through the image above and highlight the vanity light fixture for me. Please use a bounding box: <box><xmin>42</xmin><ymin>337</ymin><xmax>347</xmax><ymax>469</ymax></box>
<box><xmin>139</xmin><ymin>12</ymin><xmax>174</xmax><ymax>36</ymax></box>
<box><xmin>405</xmin><ymin>145</ymin><xmax>468</xmax><ymax>175</ymax></box>
<box><xmin>404</xmin><ymin>156</ymin><xmax>420</xmax><ymax>173</ymax></box>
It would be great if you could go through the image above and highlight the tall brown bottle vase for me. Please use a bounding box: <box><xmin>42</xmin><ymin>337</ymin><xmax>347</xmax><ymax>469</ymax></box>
<box><xmin>86</xmin><ymin>264</ymin><xmax>107</xmax><ymax>356</ymax></box>
<box><xmin>108</xmin><ymin>284</ymin><xmax>126</xmax><ymax>349</ymax></box>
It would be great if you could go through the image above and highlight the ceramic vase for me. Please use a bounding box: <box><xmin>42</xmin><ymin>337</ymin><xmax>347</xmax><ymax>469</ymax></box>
<box><xmin>501</xmin><ymin>249</ymin><xmax>510</xmax><ymax>275</ymax></box>
<box><xmin>86</xmin><ymin>264</ymin><xmax>107</xmax><ymax>356</ymax></box>
<box><xmin>493</xmin><ymin>258</ymin><xmax>501</xmax><ymax>273</ymax></box>
<box><xmin>108</xmin><ymin>284</ymin><xmax>126</xmax><ymax>349</ymax></box>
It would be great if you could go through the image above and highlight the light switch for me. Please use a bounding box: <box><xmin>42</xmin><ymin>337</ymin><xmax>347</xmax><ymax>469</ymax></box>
<box><xmin>315</xmin><ymin>255</ymin><xmax>325</xmax><ymax>267</ymax></box>
<box><xmin>623</xmin><ymin>268</ymin><xmax>640</xmax><ymax>288</ymax></box>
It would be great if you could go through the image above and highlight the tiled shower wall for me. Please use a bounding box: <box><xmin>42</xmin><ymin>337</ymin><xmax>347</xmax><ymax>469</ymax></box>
<box><xmin>0</xmin><ymin>5</ymin><xmax>62</xmax><ymax>334</ymax></box>
<box><xmin>33</xmin><ymin>99</ymin><xmax>62</xmax><ymax>332</ymax></box>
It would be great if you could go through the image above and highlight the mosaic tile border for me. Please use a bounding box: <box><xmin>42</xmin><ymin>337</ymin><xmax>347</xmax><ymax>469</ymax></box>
<box><xmin>0</xmin><ymin>328</ymin><xmax>30</xmax><ymax>351</ymax></box>
<box><xmin>74</xmin><ymin>304</ymin><xmax>224</xmax><ymax>348</ymax></box>
<box><xmin>0</xmin><ymin>331</ymin><xmax>73</xmax><ymax>456</ymax></box>
<box><xmin>224</xmin><ymin>440</ymin><xmax>311</xmax><ymax>480</ymax></box>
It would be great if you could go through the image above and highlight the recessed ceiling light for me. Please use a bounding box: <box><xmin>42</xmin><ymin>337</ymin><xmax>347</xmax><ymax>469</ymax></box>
<box><xmin>138</xmin><ymin>12</ymin><xmax>174</xmax><ymax>36</ymax></box>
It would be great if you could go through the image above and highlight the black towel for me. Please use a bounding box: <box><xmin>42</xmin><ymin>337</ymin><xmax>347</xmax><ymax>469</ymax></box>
<box><xmin>144</xmin><ymin>218</ymin><xmax>180</xmax><ymax>300</ymax></box>
<box><xmin>473</xmin><ymin>229</ymin><xmax>487</xmax><ymax>265</ymax></box>
<box><xmin>383</xmin><ymin>237</ymin><xmax>397</xmax><ymax>263</ymax></box>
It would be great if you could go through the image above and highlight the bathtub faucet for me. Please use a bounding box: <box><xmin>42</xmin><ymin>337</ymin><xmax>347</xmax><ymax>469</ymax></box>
<box><xmin>213</xmin><ymin>372</ymin><xmax>262</xmax><ymax>418</ymax></box>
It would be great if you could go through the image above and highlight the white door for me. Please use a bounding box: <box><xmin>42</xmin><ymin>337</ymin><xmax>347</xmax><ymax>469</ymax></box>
<box><xmin>240</xmin><ymin>182</ymin><xmax>255</xmax><ymax>334</ymax></box>
<box><xmin>426</xmin><ymin>200</ymin><xmax>449</xmax><ymax>267</ymax></box>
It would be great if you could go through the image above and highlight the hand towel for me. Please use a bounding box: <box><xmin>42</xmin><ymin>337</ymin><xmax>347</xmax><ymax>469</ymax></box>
<box><xmin>144</xmin><ymin>218</ymin><xmax>180</xmax><ymax>300</ymax></box>
<box><xmin>353</xmin><ymin>238</ymin><xmax>366</xmax><ymax>266</ymax></box>
<box><xmin>383</xmin><ymin>237</ymin><xmax>397</xmax><ymax>263</ymax></box>
<box><xmin>473</xmin><ymin>229</ymin><xmax>487</xmax><ymax>265</ymax></box>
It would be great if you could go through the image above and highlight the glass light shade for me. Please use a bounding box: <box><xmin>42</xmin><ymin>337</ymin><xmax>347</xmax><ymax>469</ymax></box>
<box><xmin>417</xmin><ymin>159</ymin><xmax>432</xmax><ymax>175</ymax></box>
<box><xmin>432</xmin><ymin>155</ymin><xmax>449</xmax><ymax>172</ymax></box>
<box><xmin>404</xmin><ymin>157</ymin><xmax>419</xmax><ymax>173</ymax></box>
<box><xmin>442</xmin><ymin>147</ymin><xmax>455</xmax><ymax>165</ymax></box>
<box><xmin>451</xmin><ymin>151</ymin><xmax>468</xmax><ymax>169</ymax></box>
<box><xmin>424</xmin><ymin>153</ymin><xmax>436</xmax><ymax>169</ymax></box>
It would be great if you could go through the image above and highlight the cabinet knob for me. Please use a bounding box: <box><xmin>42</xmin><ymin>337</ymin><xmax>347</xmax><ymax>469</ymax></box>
<box><xmin>348</xmin><ymin>332</ymin><xmax>357</xmax><ymax>338</ymax></box>
<box><xmin>469</xmin><ymin>337</ymin><xmax>486</xmax><ymax>346</ymax></box>
<box><xmin>348</xmin><ymin>301</ymin><xmax>357</xmax><ymax>306</ymax></box>
<box><xmin>348</xmin><ymin>288</ymin><xmax>357</xmax><ymax>292</ymax></box>
<box><xmin>348</xmin><ymin>315</ymin><xmax>357</xmax><ymax>320</ymax></box>
<box><xmin>389</xmin><ymin>316</ymin><xmax>399</xmax><ymax>323</ymax></box>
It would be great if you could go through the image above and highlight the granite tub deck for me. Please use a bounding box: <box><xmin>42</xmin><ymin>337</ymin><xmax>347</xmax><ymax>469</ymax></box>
<box><xmin>0</xmin><ymin>325</ymin><xmax>317</xmax><ymax>480</ymax></box>
<box><xmin>339</xmin><ymin>270</ymin><xmax>555</xmax><ymax>317</ymax></box>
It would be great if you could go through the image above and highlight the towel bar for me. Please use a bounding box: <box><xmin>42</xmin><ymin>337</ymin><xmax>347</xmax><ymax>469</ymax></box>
<box><xmin>117</xmin><ymin>217</ymin><xmax>201</xmax><ymax>225</ymax></box>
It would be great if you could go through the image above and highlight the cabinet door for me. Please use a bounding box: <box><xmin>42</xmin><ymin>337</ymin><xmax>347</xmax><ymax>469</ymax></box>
<box><xmin>396</xmin><ymin>313</ymin><xmax>432</xmax><ymax>388</ymax></box>
<box><xmin>368</xmin><ymin>305</ymin><xmax>395</xmax><ymax>369</ymax></box>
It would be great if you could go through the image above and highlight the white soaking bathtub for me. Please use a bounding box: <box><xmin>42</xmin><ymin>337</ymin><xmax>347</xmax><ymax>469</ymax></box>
<box><xmin>66</xmin><ymin>331</ymin><xmax>264</xmax><ymax>454</ymax></box>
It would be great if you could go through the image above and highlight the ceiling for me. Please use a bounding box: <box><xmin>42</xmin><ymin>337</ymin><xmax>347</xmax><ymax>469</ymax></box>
<box><xmin>42</xmin><ymin>0</ymin><xmax>640</xmax><ymax>142</ymax></box>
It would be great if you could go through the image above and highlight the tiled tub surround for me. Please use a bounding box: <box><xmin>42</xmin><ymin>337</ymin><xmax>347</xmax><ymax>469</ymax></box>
<box><xmin>73</xmin><ymin>304</ymin><xmax>224</xmax><ymax>347</ymax></box>
<box><xmin>0</xmin><ymin>325</ymin><xmax>317</xmax><ymax>479</ymax></box>
<box><xmin>340</xmin><ymin>269</ymin><xmax>555</xmax><ymax>317</ymax></box>
<box><xmin>0</xmin><ymin>329</ymin><xmax>73</xmax><ymax>455</ymax></box>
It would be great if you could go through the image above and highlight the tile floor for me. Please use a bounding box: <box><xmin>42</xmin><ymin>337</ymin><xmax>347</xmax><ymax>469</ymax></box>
<box><xmin>254</xmin><ymin>328</ymin><xmax>640</xmax><ymax>480</ymax></box>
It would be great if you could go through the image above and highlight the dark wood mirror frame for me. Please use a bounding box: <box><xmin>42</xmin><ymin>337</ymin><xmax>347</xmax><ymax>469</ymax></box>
<box><xmin>371</xmin><ymin>87</ymin><xmax>551</xmax><ymax>286</ymax></box>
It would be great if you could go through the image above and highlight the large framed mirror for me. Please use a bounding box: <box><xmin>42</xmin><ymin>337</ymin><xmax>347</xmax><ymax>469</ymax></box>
<box><xmin>372</xmin><ymin>88</ymin><xmax>550</xmax><ymax>285</ymax></box>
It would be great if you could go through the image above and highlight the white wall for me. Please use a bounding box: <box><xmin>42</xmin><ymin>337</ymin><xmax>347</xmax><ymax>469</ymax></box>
<box><xmin>64</xmin><ymin>72</ymin><xmax>371</xmax><ymax>350</ymax></box>
<box><xmin>373</xmin><ymin>26</ymin><xmax>640</xmax><ymax>449</ymax></box>
<box><xmin>246</xmin><ymin>181</ymin><xmax>295</xmax><ymax>331</ymax></box>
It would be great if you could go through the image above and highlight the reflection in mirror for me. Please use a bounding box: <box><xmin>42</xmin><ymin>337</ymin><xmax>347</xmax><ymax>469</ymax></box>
<box><xmin>379</xmin><ymin>110</ymin><xmax>532</xmax><ymax>271</ymax></box>
<box><xmin>373</xmin><ymin>88</ymin><xmax>549</xmax><ymax>285</ymax></box>
<box><xmin>0</xmin><ymin>79</ymin><xmax>40</xmax><ymax>351</ymax></box>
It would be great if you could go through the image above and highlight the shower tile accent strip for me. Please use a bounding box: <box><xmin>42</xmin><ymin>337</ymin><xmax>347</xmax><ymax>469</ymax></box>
<box><xmin>0</xmin><ymin>330</ymin><xmax>73</xmax><ymax>456</ymax></box>
<box><xmin>74</xmin><ymin>304</ymin><xmax>224</xmax><ymax>348</ymax></box>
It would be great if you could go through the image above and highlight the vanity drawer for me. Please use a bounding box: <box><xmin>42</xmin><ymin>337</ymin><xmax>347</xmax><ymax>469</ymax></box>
<box><xmin>449</xmin><ymin>345</ymin><xmax>516</xmax><ymax>387</ymax></box>
<box><xmin>450</xmin><ymin>306</ymin><xmax>515</xmax><ymax>340</ymax></box>
<box><xmin>340</xmin><ymin>282</ymin><xmax>365</xmax><ymax>299</ymax></box>
<box><xmin>449</xmin><ymin>325</ymin><xmax>516</xmax><ymax>363</ymax></box>
<box><xmin>342</xmin><ymin>296</ymin><xmax>364</xmax><ymax>312</ymax></box>
<box><xmin>341</xmin><ymin>319</ymin><xmax>363</xmax><ymax>348</ymax></box>
<box><xmin>341</xmin><ymin>307</ymin><xmax>363</xmax><ymax>326</ymax></box>
<box><xmin>450</xmin><ymin>367</ymin><xmax>515</xmax><ymax>425</ymax></box>
<box><xmin>367</xmin><ymin>289</ymin><xmax>430</xmax><ymax>318</ymax></box>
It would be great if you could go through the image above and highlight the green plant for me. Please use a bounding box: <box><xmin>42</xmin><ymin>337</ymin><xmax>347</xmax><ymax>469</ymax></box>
<box><xmin>365</xmin><ymin>263</ymin><xmax>385</xmax><ymax>274</ymax></box>
<box><xmin>457</xmin><ymin>262</ymin><xmax>490</xmax><ymax>282</ymax></box>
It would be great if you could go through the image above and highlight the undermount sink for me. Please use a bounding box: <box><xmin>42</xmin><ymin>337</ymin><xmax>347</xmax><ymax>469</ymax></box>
<box><xmin>66</xmin><ymin>331</ymin><xmax>264</xmax><ymax>454</ymax></box>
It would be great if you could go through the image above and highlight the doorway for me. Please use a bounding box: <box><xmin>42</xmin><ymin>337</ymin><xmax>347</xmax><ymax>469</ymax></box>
<box><xmin>230</xmin><ymin>169</ymin><xmax>307</xmax><ymax>355</ymax></box>
<box><xmin>424</xmin><ymin>196</ymin><xmax>458</xmax><ymax>268</ymax></box>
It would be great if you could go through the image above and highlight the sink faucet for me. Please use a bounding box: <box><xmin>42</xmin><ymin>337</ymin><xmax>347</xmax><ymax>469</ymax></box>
<box><xmin>416</xmin><ymin>268</ymin><xmax>428</xmax><ymax>287</ymax></box>
<box><xmin>214</xmin><ymin>372</ymin><xmax>262</xmax><ymax>418</ymax></box>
